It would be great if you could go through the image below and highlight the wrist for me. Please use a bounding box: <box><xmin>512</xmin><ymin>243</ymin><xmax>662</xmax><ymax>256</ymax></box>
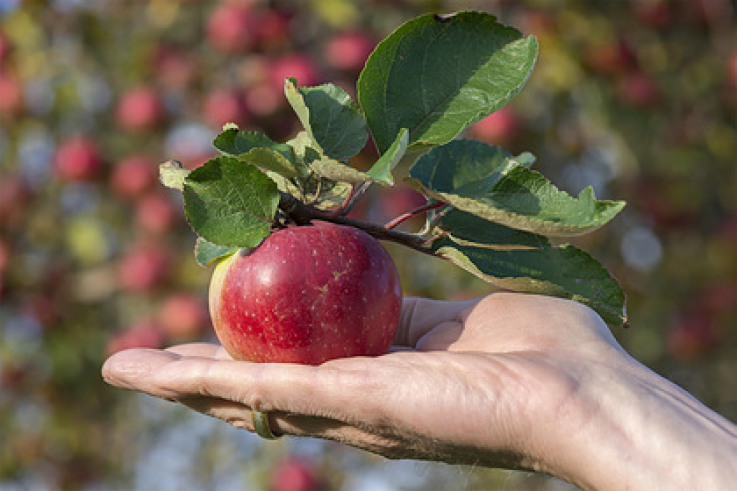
<box><xmin>541</xmin><ymin>358</ymin><xmax>737</xmax><ymax>490</ymax></box>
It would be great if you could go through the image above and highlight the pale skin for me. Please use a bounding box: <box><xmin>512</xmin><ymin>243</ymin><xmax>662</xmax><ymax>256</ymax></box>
<box><xmin>102</xmin><ymin>293</ymin><xmax>737</xmax><ymax>490</ymax></box>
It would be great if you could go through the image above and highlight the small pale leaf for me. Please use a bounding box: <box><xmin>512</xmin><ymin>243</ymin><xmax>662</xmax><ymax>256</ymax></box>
<box><xmin>159</xmin><ymin>160</ymin><xmax>190</xmax><ymax>192</ymax></box>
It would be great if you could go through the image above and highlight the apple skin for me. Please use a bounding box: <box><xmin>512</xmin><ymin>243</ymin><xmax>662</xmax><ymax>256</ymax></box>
<box><xmin>209</xmin><ymin>221</ymin><xmax>402</xmax><ymax>365</ymax></box>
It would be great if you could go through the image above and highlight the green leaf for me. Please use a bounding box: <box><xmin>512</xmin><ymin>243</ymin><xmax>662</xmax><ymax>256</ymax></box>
<box><xmin>159</xmin><ymin>160</ymin><xmax>190</xmax><ymax>192</ymax></box>
<box><xmin>358</xmin><ymin>11</ymin><xmax>538</xmax><ymax>153</ymax></box>
<box><xmin>194</xmin><ymin>237</ymin><xmax>239</xmax><ymax>267</ymax></box>
<box><xmin>407</xmin><ymin>139</ymin><xmax>625</xmax><ymax>236</ymax></box>
<box><xmin>214</xmin><ymin>128</ymin><xmax>304</xmax><ymax>178</ymax></box>
<box><xmin>309</xmin><ymin>155</ymin><xmax>372</xmax><ymax>184</ymax></box>
<box><xmin>240</xmin><ymin>147</ymin><xmax>300</xmax><ymax>178</ymax></box>
<box><xmin>432</xmin><ymin>237</ymin><xmax>628</xmax><ymax>326</ymax></box>
<box><xmin>214</xmin><ymin>128</ymin><xmax>291</xmax><ymax>159</ymax></box>
<box><xmin>437</xmin><ymin>208</ymin><xmax>550</xmax><ymax>249</ymax></box>
<box><xmin>183</xmin><ymin>156</ymin><xmax>279</xmax><ymax>248</ymax></box>
<box><xmin>366</xmin><ymin>128</ymin><xmax>409</xmax><ymax>186</ymax></box>
<box><xmin>407</xmin><ymin>139</ymin><xmax>516</xmax><ymax>196</ymax></box>
<box><xmin>285</xmin><ymin>78</ymin><xmax>369</xmax><ymax>160</ymax></box>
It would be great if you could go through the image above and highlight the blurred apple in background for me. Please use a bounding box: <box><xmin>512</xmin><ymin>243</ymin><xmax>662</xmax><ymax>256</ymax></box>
<box><xmin>151</xmin><ymin>44</ymin><xmax>198</xmax><ymax>90</ymax></box>
<box><xmin>202</xmin><ymin>87</ymin><xmax>249</xmax><ymax>129</ymax></box>
<box><xmin>616</xmin><ymin>70</ymin><xmax>660</xmax><ymax>108</ymax></box>
<box><xmin>134</xmin><ymin>191</ymin><xmax>180</xmax><ymax>235</ymax></box>
<box><xmin>325</xmin><ymin>30</ymin><xmax>375</xmax><ymax>72</ymax></box>
<box><xmin>666</xmin><ymin>312</ymin><xmax>721</xmax><ymax>361</ymax></box>
<box><xmin>468</xmin><ymin>106</ymin><xmax>521</xmax><ymax>145</ymax></box>
<box><xmin>634</xmin><ymin>0</ymin><xmax>673</xmax><ymax>29</ymax></box>
<box><xmin>110</xmin><ymin>155</ymin><xmax>158</xmax><ymax>201</ymax></box>
<box><xmin>583</xmin><ymin>39</ymin><xmax>636</xmax><ymax>76</ymax></box>
<box><xmin>157</xmin><ymin>292</ymin><xmax>210</xmax><ymax>341</ymax></box>
<box><xmin>115</xmin><ymin>86</ymin><xmax>165</xmax><ymax>132</ymax></box>
<box><xmin>270</xmin><ymin>458</ymin><xmax>321</xmax><ymax>491</ymax></box>
<box><xmin>53</xmin><ymin>136</ymin><xmax>104</xmax><ymax>182</ymax></box>
<box><xmin>0</xmin><ymin>173</ymin><xmax>32</xmax><ymax>228</ymax></box>
<box><xmin>206</xmin><ymin>0</ymin><xmax>255</xmax><ymax>54</ymax></box>
<box><xmin>268</xmin><ymin>54</ymin><xmax>321</xmax><ymax>88</ymax></box>
<box><xmin>728</xmin><ymin>51</ymin><xmax>737</xmax><ymax>87</ymax></box>
<box><xmin>106</xmin><ymin>319</ymin><xmax>166</xmax><ymax>356</ymax></box>
<box><xmin>0</xmin><ymin>70</ymin><xmax>23</xmax><ymax>117</ymax></box>
<box><xmin>0</xmin><ymin>29</ymin><xmax>12</xmax><ymax>66</ymax></box>
<box><xmin>117</xmin><ymin>242</ymin><xmax>170</xmax><ymax>292</ymax></box>
<box><xmin>252</xmin><ymin>8</ymin><xmax>291</xmax><ymax>49</ymax></box>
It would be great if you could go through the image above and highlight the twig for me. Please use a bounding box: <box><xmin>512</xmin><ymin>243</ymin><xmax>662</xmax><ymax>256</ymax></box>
<box><xmin>384</xmin><ymin>201</ymin><xmax>446</xmax><ymax>231</ymax></box>
<box><xmin>279</xmin><ymin>192</ymin><xmax>433</xmax><ymax>255</ymax></box>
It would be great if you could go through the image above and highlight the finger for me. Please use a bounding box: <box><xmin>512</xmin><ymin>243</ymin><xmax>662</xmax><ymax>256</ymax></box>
<box><xmin>102</xmin><ymin>348</ymin><xmax>183</xmax><ymax>392</ymax></box>
<box><xmin>102</xmin><ymin>348</ymin><xmax>393</xmax><ymax>426</ymax></box>
<box><xmin>395</xmin><ymin>296</ymin><xmax>480</xmax><ymax>348</ymax></box>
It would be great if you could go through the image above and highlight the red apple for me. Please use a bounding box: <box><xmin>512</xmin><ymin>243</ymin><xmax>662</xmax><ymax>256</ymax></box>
<box><xmin>0</xmin><ymin>70</ymin><xmax>23</xmax><ymax>116</ymax></box>
<box><xmin>117</xmin><ymin>243</ymin><xmax>170</xmax><ymax>292</ymax></box>
<box><xmin>468</xmin><ymin>106</ymin><xmax>521</xmax><ymax>144</ymax></box>
<box><xmin>157</xmin><ymin>292</ymin><xmax>210</xmax><ymax>341</ymax></box>
<box><xmin>106</xmin><ymin>320</ymin><xmax>166</xmax><ymax>356</ymax></box>
<box><xmin>134</xmin><ymin>191</ymin><xmax>180</xmax><ymax>235</ymax></box>
<box><xmin>252</xmin><ymin>9</ymin><xmax>291</xmax><ymax>49</ymax></box>
<box><xmin>209</xmin><ymin>221</ymin><xmax>402</xmax><ymax>365</ymax></box>
<box><xmin>666</xmin><ymin>312</ymin><xmax>720</xmax><ymax>361</ymax></box>
<box><xmin>110</xmin><ymin>154</ymin><xmax>158</xmax><ymax>200</ymax></box>
<box><xmin>151</xmin><ymin>44</ymin><xmax>197</xmax><ymax>89</ymax></box>
<box><xmin>206</xmin><ymin>1</ymin><xmax>255</xmax><ymax>54</ymax></box>
<box><xmin>728</xmin><ymin>51</ymin><xmax>737</xmax><ymax>87</ymax></box>
<box><xmin>634</xmin><ymin>0</ymin><xmax>673</xmax><ymax>29</ymax></box>
<box><xmin>583</xmin><ymin>40</ymin><xmax>636</xmax><ymax>77</ymax></box>
<box><xmin>202</xmin><ymin>87</ymin><xmax>249</xmax><ymax>129</ymax></box>
<box><xmin>325</xmin><ymin>30</ymin><xmax>375</xmax><ymax>72</ymax></box>
<box><xmin>244</xmin><ymin>82</ymin><xmax>284</xmax><ymax>117</ymax></box>
<box><xmin>0</xmin><ymin>172</ymin><xmax>31</xmax><ymax>228</ymax></box>
<box><xmin>0</xmin><ymin>30</ymin><xmax>12</xmax><ymax>66</ymax></box>
<box><xmin>616</xmin><ymin>71</ymin><xmax>660</xmax><ymax>108</ymax></box>
<box><xmin>53</xmin><ymin>136</ymin><xmax>104</xmax><ymax>182</ymax></box>
<box><xmin>270</xmin><ymin>458</ymin><xmax>321</xmax><ymax>491</ymax></box>
<box><xmin>268</xmin><ymin>54</ymin><xmax>320</xmax><ymax>88</ymax></box>
<box><xmin>115</xmin><ymin>86</ymin><xmax>165</xmax><ymax>132</ymax></box>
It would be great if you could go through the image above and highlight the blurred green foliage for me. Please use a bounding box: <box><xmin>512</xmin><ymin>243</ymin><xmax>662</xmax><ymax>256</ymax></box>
<box><xmin>0</xmin><ymin>0</ymin><xmax>735</xmax><ymax>489</ymax></box>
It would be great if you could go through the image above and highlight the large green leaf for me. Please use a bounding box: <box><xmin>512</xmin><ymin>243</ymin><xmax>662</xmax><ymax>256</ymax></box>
<box><xmin>183</xmin><ymin>156</ymin><xmax>279</xmax><ymax>248</ymax></box>
<box><xmin>437</xmin><ymin>208</ymin><xmax>550</xmax><ymax>249</ymax></box>
<box><xmin>285</xmin><ymin>79</ymin><xmax>368</xmax><ymax>160</ymax></box>
<box><xmin>407</xmin><ymin>139</ymin><xmax>625</xmax><ymax>236</ymax></box>
<box><xmin>358</xmin><ymin>11</ymin><xmax>537</xmax><ymax>153</ymax></box>
<box><xmin>432</xmin><ymin>236</ymin><xmax>628</xmax><ymax>326</ymax></box>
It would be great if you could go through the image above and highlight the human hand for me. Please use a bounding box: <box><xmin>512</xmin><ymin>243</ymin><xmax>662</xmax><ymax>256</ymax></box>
<box><xmin>102</xmin><ymin>292</ymin><xmax>737</xmax><ymax>489</ymax></box>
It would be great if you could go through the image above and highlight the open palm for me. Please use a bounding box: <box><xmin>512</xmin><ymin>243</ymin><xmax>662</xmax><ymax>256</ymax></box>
<box><xmin>103</xmin><ymin>292</ymin><xmax>628</xmax><ymax>473</ymax></box>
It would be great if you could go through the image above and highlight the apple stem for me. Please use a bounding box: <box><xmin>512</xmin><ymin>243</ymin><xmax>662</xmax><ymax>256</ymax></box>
<box><xmin>279</xmin><ymin>192</ymin><xmax>433</xmax><ymax>254</ymax></box>
<box><xmin>384</xmin><ymin>201</ymin><xmax>446</xmax><ymax>231</ymax></box>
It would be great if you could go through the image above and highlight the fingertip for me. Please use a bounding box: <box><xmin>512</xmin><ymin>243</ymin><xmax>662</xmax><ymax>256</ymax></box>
<box><xmin>101</xmin><ymin>348</ymin><xmax>181</xmax><ymax>389</ymax></box>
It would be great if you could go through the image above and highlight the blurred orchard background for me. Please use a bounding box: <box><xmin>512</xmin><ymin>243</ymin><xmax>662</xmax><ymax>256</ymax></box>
<box><xmin>0</xmin><ymin>0</ymin><xmax>735</xmax><ymax>489</ymax></box>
